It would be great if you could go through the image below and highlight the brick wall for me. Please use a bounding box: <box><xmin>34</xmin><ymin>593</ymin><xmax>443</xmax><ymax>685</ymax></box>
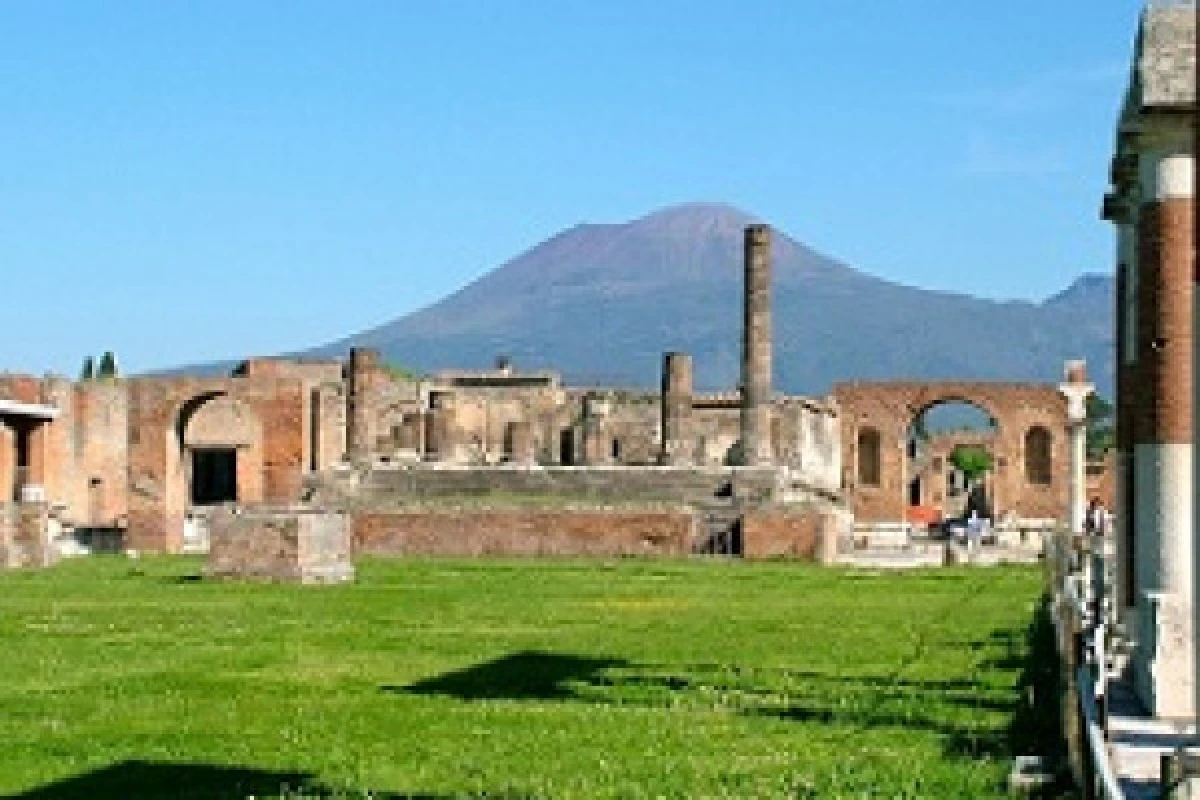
<box><xmin>742</xmin><ymin>509</ymin><xmax>824</xmax><ymax>560</ymax></box>
<box><xmin>834</xmin><ymin>382</ymin><xmax>1070</xmax><ymax>523</ymax></box>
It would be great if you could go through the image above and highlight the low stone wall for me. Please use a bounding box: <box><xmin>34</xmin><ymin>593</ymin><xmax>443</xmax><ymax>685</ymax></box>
<box><xmin>208</xmin><ymin>508</ymin><xmax>354</xmax><ymax>584</ymax></box>
<box><xmin>353</xmin><ymin>508</ymin><xmax>697</xmax><ymax>558</ymax></box>
<box><xmin>0</xmin><ymin>502</ymin><xmax>59</xmax><ymax>569</ymax></box>
<box><xmin>358</xmin><ymin>466</ymin><xmax>782</xmax><ymax>506</ymax></box>
<box><xmin>742</xmin><ymin>508</ymin><xmax>845</xmax><ymax>562</ymax></box>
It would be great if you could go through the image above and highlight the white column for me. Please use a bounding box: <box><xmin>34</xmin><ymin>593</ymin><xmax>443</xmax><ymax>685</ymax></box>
<box><xmin>1059</xmin><ymin>361</ymin><xmax>1093</xmax><ymax>535</ymax></box>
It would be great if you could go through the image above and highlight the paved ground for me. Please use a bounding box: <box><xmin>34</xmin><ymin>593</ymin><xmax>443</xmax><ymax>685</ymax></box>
<box><xmin>1107</xmin><ymin>665</ymin><xmax>1196</xmax><ymax>799</ymax></box>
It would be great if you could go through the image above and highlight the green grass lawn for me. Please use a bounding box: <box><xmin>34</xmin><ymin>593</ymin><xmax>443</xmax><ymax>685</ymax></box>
<box><xmin>0</xmin><ymin>557</ymin><xmax>1061</xmax><ymax>799</ymax></box>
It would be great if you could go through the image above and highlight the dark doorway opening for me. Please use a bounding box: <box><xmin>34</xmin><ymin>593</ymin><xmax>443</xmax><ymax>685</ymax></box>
<box><xmin>7</xmin><ymin>418</ymin><xmax>35</xmax><ymax>502</ymax></box>
<box><xmin>191</xmin><ymin>448</ymin><xmax>237</xmax><ymax>506</ymax></box>
<box><xmin>559</xmin><ymin>430</ymin><xmax>575</xmax><ymax>466</ymax></box>
<box><xmin>908</xmin><ymin>477</ymin><xmax>921</xmax><ymax>507</ymax></box>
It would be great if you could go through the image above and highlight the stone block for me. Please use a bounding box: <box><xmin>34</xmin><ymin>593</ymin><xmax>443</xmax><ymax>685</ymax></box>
<box><xmin>208</xmin><ymin>508</ymin><xmax>354</xmax><ymax>584</ymax></box>
<box><xmin>0</xmin><ymin>502</ymin><xmax>58</xmax><ymax>569</ymax></box>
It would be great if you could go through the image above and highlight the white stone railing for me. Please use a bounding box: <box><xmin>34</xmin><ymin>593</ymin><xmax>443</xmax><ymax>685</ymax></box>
<box><xmin>1050</xmin><ymin>530</ymin><xmax>1125</xmax><ymax>799</ymax></box>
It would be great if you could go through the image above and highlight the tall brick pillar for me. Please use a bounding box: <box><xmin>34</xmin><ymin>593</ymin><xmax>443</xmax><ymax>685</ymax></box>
<box><xmin>1134</xmin><ymin>152</ymin><xmax>1194</xmax><ymax>717</ymax></box>
<box><xmin>659</xmin><ymin>351</ymin><xmax>694</xmax><ymax>466</ymax></box>
<box><xmin>740</xmin><ymin>224</ymin><xmax>772</xmax><ymax>466</ymax></box>
<box><xmin>346</xmin><ymin>347</ymin><xmax>378</xmax><ymax>462</ymax></box>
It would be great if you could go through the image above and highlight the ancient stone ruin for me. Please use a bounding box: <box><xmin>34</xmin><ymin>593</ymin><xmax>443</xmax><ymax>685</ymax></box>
<box><xmin>0</xmin><ymin>219</ymin><xmax>1094</xmax><ymax>576</ymax></box>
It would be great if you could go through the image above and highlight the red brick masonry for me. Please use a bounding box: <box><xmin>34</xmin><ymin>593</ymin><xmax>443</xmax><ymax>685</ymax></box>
<box><xmin>353</xmin><ymin>509</ymin><xmax>698</xmax><ymax>558</ymax></box>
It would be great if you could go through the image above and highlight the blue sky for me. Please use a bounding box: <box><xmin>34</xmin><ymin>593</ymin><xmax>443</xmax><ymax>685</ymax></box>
<box><xmin>0</xmin><ymin>1</ymin><xmax>1143</xmax><ymax>375</ymax></box>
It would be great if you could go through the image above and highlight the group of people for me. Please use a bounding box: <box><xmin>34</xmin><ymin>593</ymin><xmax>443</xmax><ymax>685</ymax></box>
<box><xmin>953</xmin><ymin>494</ymin><xmax>1110</xmax><ymax>553</ymax></box>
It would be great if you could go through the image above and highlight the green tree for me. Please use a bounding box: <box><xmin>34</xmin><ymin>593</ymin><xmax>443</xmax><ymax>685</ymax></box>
<box><xmin>1086</xmin><ymin>393</ymin><xmax>1114</xmax><ymax>458</ymax></box>
<box><xmin>79</xmin><ymin>356</ymin><xmax>95</xmax><ymax>382</ymax></box>
<box><xmin>97</xmin><ymin>351</ymin><xmax>119</xmax><ymax>380</ymax></box>
<box><xmin>950</xmin><ymin>445</ymin><xmax>993</xmax><ymax>485</ymax></box>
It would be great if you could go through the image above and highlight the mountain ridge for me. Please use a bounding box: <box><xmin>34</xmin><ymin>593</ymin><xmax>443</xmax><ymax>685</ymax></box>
<box><xmin>301</xmin><ymin>202</ymin><xmax>1114</xmax><ymax>397</ymax></box>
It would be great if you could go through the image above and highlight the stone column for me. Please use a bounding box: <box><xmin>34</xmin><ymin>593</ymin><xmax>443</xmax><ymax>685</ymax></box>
<box><xmin>1059</xmin><ymin>361</ymin><xmax>1093</xmax><ymax>535</ymax></box>
<box><xmin>0</xmin><ymin>423</ymin><xmax>14</xmax><ymax>505</ymax></box>
<box><xmin>507</xmin><ymin>421</ymin><xmax>535</xmax><ymax>466</ymax></box>
<box><xmin>741</xmin><ymin>224</ymin><xmax>773</xmax><ymax>466</ymax></box>
<box><xmin>1134</xmin><ymin>151</ymin><xmax>1194</xmax><ymax>717</ymax></box>
<box><xmin>424</xmin><ymin>391</ymin><xmax>457</xmax><ymax>462</ymax></box>
<box><xmin>660</xmin><ymin>351</ymin><xmax>694</xmax><ymax>466</ymax></box>
<box><xmin>581</xmin><ymin>393</ymin><xmax>610</xmax><ymax>466</ymax></box>
<box><xmin>1105</xmin><ymin>150</ymin><xmax>1143</xmax><ymax>615</ymax></box>
<box><xmin>1114</xmin><ymin>258</ymin><xmax>1136</xmax><ymax>612</ymax></box>
<box><xmin>346</xmin><ymin>347</ymin><xmax>378</xmax><ymax>462</ymax></box>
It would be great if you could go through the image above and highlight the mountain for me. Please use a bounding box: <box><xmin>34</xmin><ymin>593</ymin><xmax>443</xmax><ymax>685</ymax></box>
<box><xmin>305</xmin><ymin>203</ymin><xmax>1115</xmax><ymax>398</ymax></box>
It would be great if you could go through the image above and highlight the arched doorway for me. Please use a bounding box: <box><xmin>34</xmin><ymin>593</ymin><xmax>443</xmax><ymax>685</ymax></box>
<box><xmin>907</xmin><ymin>399</ymin><xmax>998</xmax><ymax>526</ymax></box>
<box><xmin>176</xmin><ymin>392</ymin><xmax>263</xmax><ymax>509</ymax></box>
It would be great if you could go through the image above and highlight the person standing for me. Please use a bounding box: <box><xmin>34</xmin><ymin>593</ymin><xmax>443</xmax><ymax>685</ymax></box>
<box><xmin>1085</xmin><ymin>497</ymin><xmax>1110</xmax><ymax>538</ymax></box>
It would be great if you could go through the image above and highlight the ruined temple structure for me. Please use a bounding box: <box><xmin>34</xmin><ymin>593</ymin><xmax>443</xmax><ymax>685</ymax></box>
<box><xmin>0</xmin><ymin>217</ymin><xmax>1094</xmax><ymax>566</ymax></box>
<box><xmin>1099</xmin><ymin>0</ymin><xmax>1196</xmax><ymax>719</ymax></box>
<box><xmin>0</xmin><ymin>225</ymin><xmax>852</xmax><ymax>563</ymax></box>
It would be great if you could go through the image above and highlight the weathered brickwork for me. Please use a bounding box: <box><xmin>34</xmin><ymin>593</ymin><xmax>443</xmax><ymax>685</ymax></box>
<box><xmin>1135</xmin><ymin>200</ymin><xmax>1194</xmax><ymax>444</ymax></box>
<box><xmin>741</xmin><ymin>509</ymin><xmax>821</xmax><ymax>560</ymax></box>
<box><xmin>834</xmin><ymin>382</ymin><xmax>1070</xmax><ymax>523</ymax></box>
<box><xmin>126</xmin><ymin>375</ymin><xmax>307</xmax><ymax>552</ymax></box>
<box><xmin>1101</xmin><ymin>1</ymin><xmax>1195</xmax><ymax>718</ymax></box>
<box><xmin>353</xmin><ymin>508</ymin><xmax>696</xmax><ymax>557</ymax></box>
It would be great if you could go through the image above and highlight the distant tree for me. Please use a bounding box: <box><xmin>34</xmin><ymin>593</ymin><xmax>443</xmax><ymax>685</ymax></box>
<box><xmin>382</xmin><ymin>362</ymin><xmax>422</xmax><ymax>383</ymax></box>
<box><xmin>79</xmin><ymin>356</ymin><xmax>95</xmax><ymax>382</ymax></box>
<box><xmin>97</xmin><ymin>351</ymin><xmax>119</xmax><ymax>380</ymax></box>
<box><xmin>1086</xmin><ymin>394</ymin><xmax>1115</xmax><ymax>458</ymax></box>
<box><xmin>950</xmin><ymin>445</ymin><xmax>993</xmax><ymax>486</ymax></box>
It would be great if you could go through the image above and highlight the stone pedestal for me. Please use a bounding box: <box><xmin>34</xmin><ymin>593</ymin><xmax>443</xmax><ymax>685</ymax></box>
<box><xmin>0</xmin><ymin>502</ymin><xmax>58</xmax><ymax>569</ymax></box>
<box><xmin>207</xmin><ymin>508</ymin><xmax>355</xmax><ymax>584</ymax></box>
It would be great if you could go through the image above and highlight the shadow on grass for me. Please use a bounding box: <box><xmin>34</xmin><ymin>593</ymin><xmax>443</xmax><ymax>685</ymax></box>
<box><xmin>389</xmin><ymin>601</ymin><xmax>1072</xmax><ymax>795</ymax></box>
<box><xmin>748</xmin><ymin>597</ymin><xmax>1074</xmax><ymax>797</ymax></box>
<box><xmin>393</xmin><ymin>651</ymin><xmax>630</xmax><ymax>701</ymax></box>
<box><xmin>9</xmin><ymin>760</ymin><xmax>535</xmax><ymax>799</ymax></box>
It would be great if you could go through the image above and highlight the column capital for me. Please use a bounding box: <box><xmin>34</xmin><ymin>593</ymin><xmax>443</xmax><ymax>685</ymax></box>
<box><xmin>1058</xmin><ymin>384</ymin><xmax>1094</xmax><ymax>425</ymax></box>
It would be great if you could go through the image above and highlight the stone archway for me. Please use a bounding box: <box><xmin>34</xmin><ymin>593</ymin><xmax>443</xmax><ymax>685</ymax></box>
<box><xmin>906</xmin><ymin>397</ymin><xmax>998</xmax><ymax>521</ymax></box>
<box><xmin>833</xmin><ymin>382</ymin><xmax>1069</xmax><ymax>525</ymax></box>
<box><xmin>176</xmin><ymin>392</ymin><xmax>264</xmax><ymax>508</ymax></box>
<box><xmin>126</xmin><ymin>375</ymin><xmax>308</xmax><ymax>553</ymax></box>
